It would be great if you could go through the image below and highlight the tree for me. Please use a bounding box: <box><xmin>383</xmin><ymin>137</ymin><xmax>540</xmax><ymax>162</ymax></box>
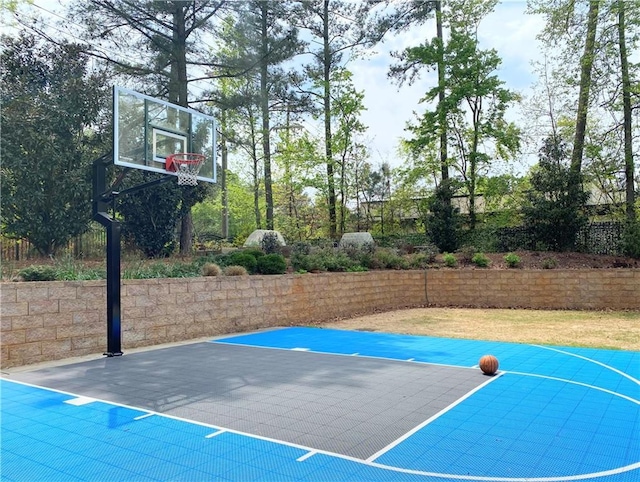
<box><xmin>426</xmin><ymin>179</ymin><xmax>463</xmax><ymax>253</ymax></box>
<box><xmin>211</xmin><ymin>2</ymin><xmax>303</xmax><ymax>232</ymax></box>
<box><xmin>294</xmin><ymin>0</ymin><xmax>375</xmax><ymax>239</ymax></box>
<box><xmin>70</xmin><ymin>0</ymin><xmax>225</xmax><ymax>254</ymax></box>
<box><xmin>393</xmin><ymin>0</ymin><xmax>520</xmax><ymax>230</ymax></box>
<box><xmin>522</xmin><ymin>136</ymin><xmax>589</xmax><ymax>252</ymax></box>
<box><xmin>0</xmin><ymin>33</ymin><xmax>110</xmax><ymax>256</ymax></box>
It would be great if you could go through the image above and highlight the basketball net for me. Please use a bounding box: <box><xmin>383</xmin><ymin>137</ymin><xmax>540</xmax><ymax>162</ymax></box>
<box><xmin>166</xmin><ymin>153</ymin><xmax>205</xmax><ymax>186</ymax></box>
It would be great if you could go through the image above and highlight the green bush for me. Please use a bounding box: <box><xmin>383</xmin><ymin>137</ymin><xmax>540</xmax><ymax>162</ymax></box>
<box><xmin>622</xmin><ymin>221</ymin><xmax>640</xmax><ymax>259</ymax></box>
<box><xmin>458</xmin><ymin>246</ymin><xmax>476</xmax><ymax>263</ymax></box>
<box><xmin>260</xmin><ymin>232</ymin><xmax>282</xmax><ymax>254</ymax></box>
<box><xmin>407</xmin><ymin>252</ymin><xmax>434</xmax><ymax>269</ymax></box>
<box><xmin>18</xmin><ymin>265</ymin><xmax>58</xmax><ymax>281</ymax></box>
<box><xmin>373</xmin><ymin>249</ymin><xmax>408</xmax><ymax>270</ymax></box>
<box><xmin>442</xmin><ymin>253</ymin><xmax>458</xmax><ymax>267</ymax></box>
<box><xmin>243</xmin><ymin>248</ymin><xmax>265</xmax><ymax>259</ymax></box>
<box><xmin>471</xmin><ymin>253</ymin><xmax>490</xmax><ymax>268</ymax></box>
<box><xmin>227</xmin><ymin>252</ymin><xmax>258</xmax><ymax>273</ymax></box>
<box><xmin>256</xmin><ymin>254</ymin><xmax>287</xmax><ymax>274</ymax></box>
<box><xmin>542</xmin><ymin>257</ymin><xmax>557</xmax><ymax>269</ymax></box>
<box><xmin>504</xmin><ymin>253</ymin><xmax>521</xmax><ymax>268</ymax></box>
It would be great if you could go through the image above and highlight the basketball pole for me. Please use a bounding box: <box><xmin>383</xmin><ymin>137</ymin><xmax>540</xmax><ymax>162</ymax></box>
<box><xmin>92</xmin><ymin>154</ymin><xmax>173</xmax><ymax>357</ymax></box>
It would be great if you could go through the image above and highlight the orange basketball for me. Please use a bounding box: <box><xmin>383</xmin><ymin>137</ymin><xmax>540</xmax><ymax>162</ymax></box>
<box><xmin>479</xmin><ymin>355</ymin><xmax>499</xmax><ymax>375</ymax></box>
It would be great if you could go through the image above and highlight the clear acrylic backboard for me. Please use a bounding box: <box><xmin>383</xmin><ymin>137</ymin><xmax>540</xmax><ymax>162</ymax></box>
<box><xmin>113</xmin><ymin>86</ymin><xmax>216</xmax><ymax>183</ymax></box>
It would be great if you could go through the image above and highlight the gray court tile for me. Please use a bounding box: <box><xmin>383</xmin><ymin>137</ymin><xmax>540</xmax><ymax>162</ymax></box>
<box><xmin>10</xmin><ymin>341</ymin><xmax>486</xmax><ymax>459</ymax></box>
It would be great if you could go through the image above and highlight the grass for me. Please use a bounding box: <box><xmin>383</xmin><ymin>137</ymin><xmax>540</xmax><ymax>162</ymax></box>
<box><xmin>323</xmin><ymin>307</ymin><xmax>640</xmax><ymax>351</ymax></box>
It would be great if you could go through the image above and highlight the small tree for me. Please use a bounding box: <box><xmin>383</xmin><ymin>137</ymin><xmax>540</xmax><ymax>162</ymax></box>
<box><xmin>117</xmin><ymin>171</ymin><xmax>183</xmax><ymax>258</ymax></box>
<box><xmin>0</xmin><ymin>33</ymin><xmax>109</xmax><ymax>256</ymax></box>
<box><xmin>523</xmin><ymin>136</ymin><xmax>589</xmax><ymax>252</ymax></box>
<box><xmin>426</xmin><ymin>179</ymin><xmax>463</xmax><ymax>253</ymax></box>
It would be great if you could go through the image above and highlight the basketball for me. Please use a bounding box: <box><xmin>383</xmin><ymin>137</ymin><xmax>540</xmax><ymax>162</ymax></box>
<box><xmin>479</xmin><ymin>355</ymin><xmax>499</xmax><ymax>375</ymax></box>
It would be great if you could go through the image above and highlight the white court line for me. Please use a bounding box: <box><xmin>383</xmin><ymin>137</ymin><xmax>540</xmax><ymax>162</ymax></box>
<box><xmin>134</xmin><ymin>413</ymin><xmax>154</xmax><ymax>420</ymax></box>
<box><xmin>64</xmin><ymin>396</ymin><xmax>95</xmax><ymax>406</ymax></box>
<box><xmin>533</xmin><ymin>344</ymin><xmax>640</xmax><ymax>385</ymax></box>
<box><xmin>210</xmin><ymin>340</ymin><xmax>475</xmax><ymax>370</ymax></box>
<box><xmin>507</xmin><ymin>371</ymin><xmax>640</xmax><ymax>405</ymax></box>
<box><xmin>350</xmin><ymin>353</ymin><xmax>359</xmax><ymax>356</ymax></box>
<box><xmin>3</xmin><ymin>377</ymin><xmax>639</xmax><ymax>482</ymax></box>
<box><xmin>205</xmin><ymin>430</ymin><xmax>225</xmax><ymax>438</ymax></box>
<box><xmin>366</xmin><ymin>372</ymin><xmax>505</xmax><ymax>462</ymax></box>
<box><xmin>296</xmin><ymin>451</ymin><xmax>317</xmax><ymax>462</ymax></box>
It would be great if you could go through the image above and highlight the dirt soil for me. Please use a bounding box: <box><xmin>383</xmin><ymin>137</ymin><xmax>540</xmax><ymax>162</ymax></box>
<box><xmin>436</xmin><ymin>250</ymin><xmax>640</xmax><ymax>270</ymax></box>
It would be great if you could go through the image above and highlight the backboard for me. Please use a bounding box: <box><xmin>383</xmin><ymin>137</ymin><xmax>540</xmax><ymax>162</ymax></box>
<box><xmin>113</xmin><ymin>86</ymin><xmax>216</xmax><ymax>183</ymax></box>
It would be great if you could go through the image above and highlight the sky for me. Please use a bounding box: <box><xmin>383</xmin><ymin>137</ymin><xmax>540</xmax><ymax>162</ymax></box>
<box><xmin>348</xmin><ymin>0</ymin><xmax>546</xmax><ymax>171</ymax></box>
<box><xmin>13</xmin><ymin>0</ymin><xmax>546</xmax><ymax>174</ymax></box>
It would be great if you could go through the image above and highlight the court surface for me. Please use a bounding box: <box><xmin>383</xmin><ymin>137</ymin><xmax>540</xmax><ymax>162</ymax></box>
<box><xmin>2</xmin><ymin>326</ymin><xmax>639</xmax><ymax>481</ymax></box>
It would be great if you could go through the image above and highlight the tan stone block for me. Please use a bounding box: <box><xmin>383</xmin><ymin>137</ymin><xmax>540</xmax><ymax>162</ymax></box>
<box><xmin>2</xmin><ymin>330</ymin><xmax>26</xmax><ymax>345</ymax></box>
<box><xmin>148</xmin><ymin>284</ymin><xmax>170</xmax><ymax>296</ymax></box>
<box><xmin>1</xmin><ymin>302</ymin><xmax>28</xmax><ymax>316</ymax></box>
<box><xmin>16</xmin><ymin>286</ymin><xmax>49</xmax><ymax>302</ymax></box>
<box><xmin>195</xmin><ymin>291</ymin><xmax>212</xmax><ymax>302</ymax></box>
<box><xmin>0</xmin><ymin>285</ymin><xmax>17</xmax><ymax>303</ymax></box>
<box><xmin>9</xmin><ymin>341</ymin><xmax>41</xmax><ymax>359</ymax></box>
<box><xmin>145</xmin><ymin>304</ymin><xmax>168</xmax><ymax>317</ymax></box>
<box><xmin>26</xmin><ymin>327</ymin><xmax>57</xmax><ymax>343</ymax></box>
<box><xmin>1</xmin><ymin>318</ymin><xmax>11</xmax><ymax>332</ymax></box>
<box><xmin>29</xmin><ymin>300</ymin><xmax>59</xmax><ymax>315</ymax></box>
<box><xmin>10</xmin><ymin>315</ymin><xmax>44</xmax><ymax>330</ymax></box>
<box><xmin>83</xmin><ymin>323</ymin><xmax>104</xmax><ymax>336</ymax></box>
<box><xmin>123</xmin><ymin>329</ymin><xmax>146</xmax><ymax>343</ymax></box>
<box><xmin>77</xmin><ymin>285</ymin><xmax>104</xmax><ymax>300</ymax></box>
<box><xmin>42</xmin><ymin>340</ymin><xmax>71</xmax><ymax>360</ymax></box>
<box><xmin>122</xmin><ymin>306</ymin><xmax>146</xmax><ymax>319</ymax></box>
<box><xmin>59</xmin><ymin>299</ymin><xmax>87</xmax><ymax>312</ymax></box>
<box><xmin>134</xmin><ymin>295</ymin><xmax>157</xmax><ymax>307</ymax></box>
<box><xmin>73</xmin><ymin>312</ymin><xmax>99</xmax><ymax>324</ymax></box>
<box><xmin>57</xmin><ymin>324</ymin><xmax>85</xmax><ymax>339</ymax></box>
<box><xmin>48</xmin><ymin>286</ymin><xmax>78</xmax><ymax>300</ymax></box>
<box><xmin>166</xmin><ymin>324</ymin><xmax>186</xmax><ymax>338</ymax></box>
<box><xmin>169</xmin><ymin>283</ymin><xmax>189</xmax><ymax>294</ymax></box>
<box><xmin>71</xmin><ymin>336</ymin><xmax>99</xmax><ymax>350</ymax></box>
<box><xmin>42</xmin><ymin>313</ymin><xmax>73</xmax><ymax>327</ymax></box>
<box><xmin>146</xmin><ymin>326</ymin><xmax>167</xmax><ymax>340</ymax></box>
<box><xmin>125</xmin><ymin>283</ymin><xmax>150</xmax><ymax>296</ymax></box>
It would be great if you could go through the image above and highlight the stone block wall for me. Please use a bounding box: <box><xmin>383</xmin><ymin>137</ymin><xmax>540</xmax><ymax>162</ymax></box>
<box><xmin>1</xmin><ymin>269</ymin><xmax>637</xmax><ymax>368</ymax></box>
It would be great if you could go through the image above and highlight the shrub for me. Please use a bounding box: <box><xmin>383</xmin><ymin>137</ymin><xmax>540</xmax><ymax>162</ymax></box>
<box><xmin>471</xmin><ymin>253</ymin><xmax>490</xmax><ymax>268</ymax></box>
<box><xmin>622</xmin><ymin>221</ymin><xmax>640</xmax><ymax>259</ymax></box>
<box><xmin>243</xmin><ymin>248</ymin><xmax>265</xmax><ymax>259</ymax></box>
<box><xmin>291</xmin><ymin>253</ymin><xmax>326</xmax><ymax>272</ymax></box>
<box><xmin>227</xmin><ymin>252</ymin><xmax>258</xmax><ymax>273</ymax></box>
<box><xmin>458</xmin><ymin>245</ymin><xmax>476</xmax><ymax>264</ymax></box>
<box><xmin>442</xmin><ymin>253</ymin><xmax>457</xmax><ymax>267</ymax></box>
<box><xmin>261</xmin><ymin>232</ymin><xmax>281</xmax><ymax>254</ymax></box>
<box><xmin>542</xmin><ymin>257</ymin><xmax>557</xmax><ymax>269</ymax></box>
<box><xmin>224</xmin><ymin>265</ymin><xmax>248</xmax><ymax>276</ymax></box>
<box><xmin>504</xmin><ymin>253</ymin><xmax>521</xmax><ymax>268</ymax></box>
<box><xmin>373</xmin><ymin>248</ymin><xmax>408</xmax><ymax>270</ymax></box>
<box><xmin>18</xmin><ymin>265</ymin><xmax>57</xmax><ymax>281</ymax></box>
<box><xmin>415</xmin><ymin>243</ymin><xmax>438</xmax><ymax>263</ymax></box>
<box><xmin>202</xmin><ymin>263</ymin><xmax>222</xmax><ymax>276</ymax></box>
<box><xmin>291</xmin><ymin>242</ymin><xmax>311</xmax><ymax>256</ymax></box>
<box><xmin>407</xmin><ymin>253</ymin><xmax>433</xmax><ymax>269</ymax></box>
<box><xmin>256</xmin><ymin>254</ymin><xmax>287</xmax><ymax>274</ymax></box>
<box><xmin>346</xmin><ymin>265</ymin><xmax>368</xmax><ymax>272</ymax></box>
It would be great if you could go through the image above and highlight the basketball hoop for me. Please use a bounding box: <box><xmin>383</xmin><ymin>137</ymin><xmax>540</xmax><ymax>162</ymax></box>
<box><xmin>166</xmin><ymin>153</ymin><xmax>205</xmax><ymax>186</ymax></box>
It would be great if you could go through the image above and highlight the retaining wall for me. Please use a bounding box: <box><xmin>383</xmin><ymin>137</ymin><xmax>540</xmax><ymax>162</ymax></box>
<box><xmin>1</xmin><ymin>269</ymin><xmax>638</xmax><ymax>368</ymax></box>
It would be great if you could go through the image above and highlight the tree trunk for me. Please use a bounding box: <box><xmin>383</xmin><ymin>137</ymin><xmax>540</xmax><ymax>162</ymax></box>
<box><xmin>220</xmin><ymin>109</ymin><xmax>229</xmax><ymax>239</ymax></box>
<box><xmin>249</xmin><ymin>109</ymin><xmax>262</xmax><ymax>229</ymax></box>
<box><xmin>435</xmin><ymin>0</ymin><xmax>449</xmax><ymax>185</ymax></box>
<box><xmin>617</xmin><ymin>0</ymin><xmax>635</xmax><ymax>222</ymax></box>
<box><xmin>170</xmin><ymin>3</ymin><xmax>195</xmax><ymax>255</ymax></box>
<box><xmin>260</xmin><ymin>2</ymin><xmax>274</xmax><ymax>230</ymax></box>
<box><xmin>570</xmin><ymin>0</ymin><xmax>600</xmax><ymax>175</ymax></box>
<box><xmin>323</xmin><ymin>0</ymin><xmax>337</xmax><ymax>239</ymax></box>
